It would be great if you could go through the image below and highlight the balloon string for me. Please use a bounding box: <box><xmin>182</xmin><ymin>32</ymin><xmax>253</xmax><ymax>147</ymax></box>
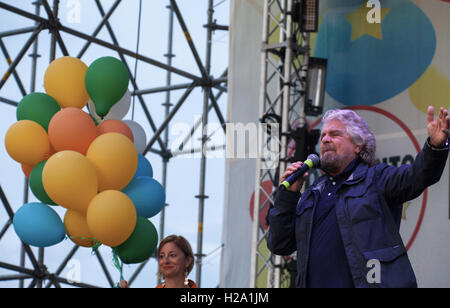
<box><xmin>66</xmin><ymin>237</ymin><xmax>124</xmax><ymax>288</ymax></box>
<box><xmin>131</xmin><ymin>0</ymin><xmax>143</xmax><ymax>121</ymax></box>
<box><xmin>112</xmin><ymin>248</ymin><xmax>124</xmax><ymax>288</ymax></box>
<box><xmin>86</xmin><ymin>105</ymin><xmax>100</xmax><ymax>125</ymax></box>
<box><xmin>66</xmin><ymin>235</ymin><xmax>102</xmax><ymax>255</ymax></box>
<box><xmin>91</xmin><ymin>242</ymin><xmax>102</xmax><ymax>255</ymax></box>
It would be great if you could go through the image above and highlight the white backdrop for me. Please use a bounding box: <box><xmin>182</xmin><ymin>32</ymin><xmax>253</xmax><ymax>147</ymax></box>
<box><xmin>221</xmin><ymin>0</ymin><xmax>450</xmax><ymax>288</ymax></box>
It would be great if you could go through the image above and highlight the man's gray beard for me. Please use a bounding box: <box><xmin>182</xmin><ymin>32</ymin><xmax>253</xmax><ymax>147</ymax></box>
<box><xmin>320</xmin><ymin>154</ymin><xmax>340</xmax><ymax>174</ymax></box>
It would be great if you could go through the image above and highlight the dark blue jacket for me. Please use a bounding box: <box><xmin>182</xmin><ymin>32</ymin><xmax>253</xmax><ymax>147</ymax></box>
<box><xmin>267</xmin><ymin>139</ymin><xmax>449</xmax><ymax>288</ymax></box>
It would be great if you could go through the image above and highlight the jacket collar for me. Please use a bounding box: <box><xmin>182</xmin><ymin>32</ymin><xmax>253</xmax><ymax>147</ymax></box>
<box><xmin>310</xmin><ymin>158</ymin><xmax>368</xmax><ymax>192</ymax></box>
<box><xmin>343</xmin><ymin>160</ymin><xmax>368</xmax><ymax>185</ymax></box>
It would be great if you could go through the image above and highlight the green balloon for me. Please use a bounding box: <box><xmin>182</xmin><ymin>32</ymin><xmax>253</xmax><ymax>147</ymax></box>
<box><xmin>114</xmin><ymin>217</ymin><xmax>158</xmax><ymax>264</ymax></box>
<box><xmin>29</xmin><ymin>161</ymin><xmax>57</xmax><ymax>206</ymax></box>
<box><xmin>16</xmin><ymin>92</ymin><xmax>61</xmax><ymax>131</ymax></box>
<box><xmin>85</xmin><ymin>57</ymin><xmax>129</xmax><ymax>118</ymax></box>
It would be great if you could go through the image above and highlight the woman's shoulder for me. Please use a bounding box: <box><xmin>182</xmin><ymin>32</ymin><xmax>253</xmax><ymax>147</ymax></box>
<box><xmin>188</xmin><ymin>279</ymin><xmax>198</xmax><ymax>288</ymax></box>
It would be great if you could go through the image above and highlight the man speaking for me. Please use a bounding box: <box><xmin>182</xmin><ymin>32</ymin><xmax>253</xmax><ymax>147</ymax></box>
<box><xmin>267</xmin><ymin>106</ymin><xmax>449</xmax><ymax>288</ymax></box>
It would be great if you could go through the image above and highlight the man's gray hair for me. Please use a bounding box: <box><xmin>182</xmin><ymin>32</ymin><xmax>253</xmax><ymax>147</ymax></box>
<box><xmin>322</xmin><ymin>109</ymin><xmax>377</xmax><ymax>166</ymax></box>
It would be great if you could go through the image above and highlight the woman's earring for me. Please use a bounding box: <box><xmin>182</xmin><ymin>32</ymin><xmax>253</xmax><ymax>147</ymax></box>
<box><xmin>184</xmin><ymin>270</ymin><xmax>189</xmax><ymax>287</ymax></box>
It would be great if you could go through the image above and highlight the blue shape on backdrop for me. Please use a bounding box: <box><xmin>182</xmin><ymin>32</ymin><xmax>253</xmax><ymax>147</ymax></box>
<box><xmin>314</xmin><ymin>0</ymin><xmax>436</xmax><ymax>106</ymax></box>
<box><xmin>13</xmin><ymin>202</ymin><xmax>66</xmax><ymax>247</ymax></box>
<box><xmin>122</xmin><ymin>176</ymin><xmax>165</xmax><ymax>218</ymax></box>
<box><xmin>133</xmin><ymin>153</ymin><xmax>153</xmax><ymax>179</ymax></box>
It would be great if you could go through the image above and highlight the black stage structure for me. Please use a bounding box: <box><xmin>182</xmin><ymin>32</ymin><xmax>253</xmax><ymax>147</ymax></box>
<box><xmin>0</xmin><ymin>0</ymin><xmax>228</xmax><ymax>288</ymax></box>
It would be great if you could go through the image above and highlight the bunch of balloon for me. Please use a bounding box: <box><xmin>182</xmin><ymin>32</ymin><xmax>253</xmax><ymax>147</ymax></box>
<box><xmin>86</xmin><ymin>57</ymin><xmax>165</xmax><ymax>271</ymax></box>
<box><xmin>5</xmin><ymin>56</ymin><xmax>101</xmax><ymax>248</ymax></box>
<box><xmin>4</xmin><ymin>56</ymin><xmax>165</xmax><ymax>276</ymax></box>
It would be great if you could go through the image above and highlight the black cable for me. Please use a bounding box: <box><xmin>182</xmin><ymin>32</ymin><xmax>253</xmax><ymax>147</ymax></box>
<box><xmin>132</xmin><ymin>0</ymin><xmax>143</xmax><ymax>120</ymax></box>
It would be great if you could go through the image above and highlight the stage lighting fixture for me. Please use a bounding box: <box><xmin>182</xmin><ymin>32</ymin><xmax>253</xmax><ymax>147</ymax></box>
<box><xmin>295</xmin><ymin>0</ymin><xmax>319</xmax><ymax>32</ymax></box>
<box><xmin>304</xmin><ymin>57</ymin><xmax>327</xmax><ymax>116</ymax></box>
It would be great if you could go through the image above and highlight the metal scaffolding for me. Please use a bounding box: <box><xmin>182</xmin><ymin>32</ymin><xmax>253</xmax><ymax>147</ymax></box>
<box><xmin>0</xmin><ymin>0</ymin><xmax>228</xmax><ymax>288</ymax></box>
<box><xmin>250</xmin><ymin>0</ymin><xmax>311</xmax><ymax>288</ymax></box>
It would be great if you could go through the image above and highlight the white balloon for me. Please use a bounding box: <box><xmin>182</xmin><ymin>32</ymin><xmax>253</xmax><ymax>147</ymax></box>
<box><xmin>123</xmin><ymin>119</ymin><xmax>147</xmax><ymax>154</ymax></box>
<box><xmin>87</xmin><ymin>90</ymin><xmax>131</xmax><ymax>122</ymax></box>
<box><xmin>106</xmin><ymin>90</ymin><xmax>131</xmax><ymax>120</ymax></box>
<box><xmin>87</xmin><ymin>100</ymin><xmax>102</xmax><ymax>124</ymax></box>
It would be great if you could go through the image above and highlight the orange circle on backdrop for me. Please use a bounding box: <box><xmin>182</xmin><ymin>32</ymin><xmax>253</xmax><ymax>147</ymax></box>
<box><xmin>97</xmin><ymin>119</ymin><xmax>134</xmax><ymax>142</ymax></box>
<box><xmin>48</xmin><ymin>107</ymin><xmax>97</xmax><ymax>155</ymax></box>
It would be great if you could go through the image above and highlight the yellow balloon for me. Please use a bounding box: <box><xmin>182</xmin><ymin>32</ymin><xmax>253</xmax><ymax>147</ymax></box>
<box><xmin>5</xmin><ymin>120</ymin><xmax>50</xmax><ymax>165</ymax></box>
<box><xmin>86</xmin><ymin>190</ymin><xmax>137</xmax><ymax>247</ymax></box>
<box><xmin>42</xmin><ymin>151</ymin><xmax>98</xmax><ymax>213</ymax></box>
<box><xmin>44</xmin><ymin>56</ymin><xmax>89</xmax><ymax>109</ymax></box>
<box><xmin>86</xmin><ymin>132</ymin><xmax>138</xmax><ymax>191</ymax></box>
<box><xmin>64</xmin><ymin>210</ymin><xmax>96</xmax><ymax>247</ymax></box>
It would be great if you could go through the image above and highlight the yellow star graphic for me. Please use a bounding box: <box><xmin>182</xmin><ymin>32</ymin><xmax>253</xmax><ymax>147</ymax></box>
<box><xmin>345</xmin><ymin>4</ymin><xmax>391</xmax><ymax>41</ymax></box>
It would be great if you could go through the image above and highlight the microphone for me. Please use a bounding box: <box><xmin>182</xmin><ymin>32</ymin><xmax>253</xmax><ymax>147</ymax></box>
<box><xmin>280</xmin><ymin>154</ymin><xmax>320</xmax><ymax>189</ymax></box>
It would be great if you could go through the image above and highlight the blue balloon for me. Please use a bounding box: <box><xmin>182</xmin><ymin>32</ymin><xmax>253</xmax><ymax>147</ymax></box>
<box><xmin>13</xmin><ymin>202</ymin><xmax>66</xmax><ymax>247</ymax></box>
<box><xmin>133</xmin><ymin>154</ymin><xmax>153</xmax><ymax>179</ymax></box>
<box><xmin>122</xmin><ymin>176</ymin><xmax>165</xmax><ymax>218</ymax></box>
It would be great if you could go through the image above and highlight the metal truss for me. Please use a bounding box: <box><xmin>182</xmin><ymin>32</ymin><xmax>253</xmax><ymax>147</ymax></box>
<box><xmin>0</xmin><ymin>0</ymin><xmax>228</xmax><ymax>288</ymax></box>
<box><xmin>250</xmin><ymin>0</ymin><xmax>311</xmax><ymax>288</ymax></box>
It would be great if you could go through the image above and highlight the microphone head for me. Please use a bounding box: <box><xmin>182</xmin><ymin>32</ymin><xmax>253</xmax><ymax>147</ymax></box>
<box><xmin>306</xmin><ymin>154</ymin><xmax>320</xmax><ymax>167</ymax></box>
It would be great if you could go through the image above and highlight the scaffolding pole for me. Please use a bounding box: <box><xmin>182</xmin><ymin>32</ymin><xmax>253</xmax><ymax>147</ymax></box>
<box><xmin>0</xmin><ymin>0</ymin><xmax>228</xmax><ymax>288</ymax></box>
<box><xmin>250</xmin><ymin>0</ymin><xmax>311</xmax><ymax>288</ymax></box>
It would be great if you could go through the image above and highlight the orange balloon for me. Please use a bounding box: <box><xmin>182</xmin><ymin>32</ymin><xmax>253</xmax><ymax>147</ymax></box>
<box><xmin>5</xmin><ymin>120</ymin><xmax>50</xmax><ymax>165</ymax></box>
<box><xmin>21</xmin><ymin>163</ymin><xmax>34</xmax><ymax>179</ymax></box>
<box><xmin>86</xmin><ymin>190</ymin><xmax>137</xmax><ymax>247</ymax></box>
<box><xmin>97</xmin><ymin>119</ymin><xmax>134</xmax><ymax>142</ymax></box>
<box><xmin>48</xmin><ymin>107</ymin><xmax>97</xmax><ymax>155</ymax></box>
<box><xmin>86</xmin><ymin>133</ymin><xmax>137</xmax><ymax>191</ymax></box>
<box><xmin>44</xmin><ymin>56</ymin><xmax>89</xmax><ymax>109</ymax></box>
<box><xmin>44</xmin><ymin>144</ymin><xmax>57</xmax><ymax>161</ymax></box>
<box><xmin>42</xmin><ymin>150</ymin><xmax>98</xmax><ymax>213</ymax></box>
<box><xmin>64</xmin><ymin>210</ymin><xmax>96</xmax><ymax>247</ymax></box>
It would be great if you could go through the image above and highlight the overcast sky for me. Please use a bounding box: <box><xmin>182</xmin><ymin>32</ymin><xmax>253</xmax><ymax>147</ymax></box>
<box><xmin>0</xmin><ymin>0</ymin><xmax>229</xmax><ymax>288</ymax></box>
